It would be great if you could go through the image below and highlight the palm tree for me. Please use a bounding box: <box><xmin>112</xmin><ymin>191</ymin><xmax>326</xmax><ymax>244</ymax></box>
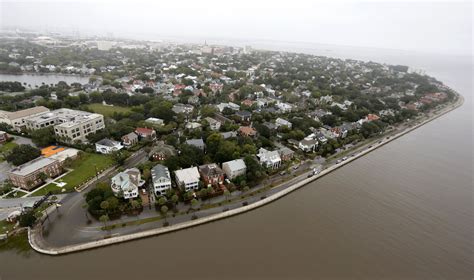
<box><xmin>100</xmin><ymin>200</ymin><xmax>109</xmax><ymax>214</ymax></box>
<box><xmin>190</xmin><ymin>198</ymin><xmax>198</xmax><ymax>212</ymax></box>
<box><xmin>160</xmin><ymin>205</ymin><xmax>169</xmax><ymax>225</ymax></box>
<box><xmin>99</xmin><ymin>214</ymin><xmax>109</xmax><ymax>228</ymax></box>
<box><xmin>223</xmin><ymin>189</ymin><xmax>231</xmax><ymax>202</ymax></box>
<box><xmin>171</xmin><ymin>194</ymin><xmax>179</xmax><ymax>209</ymax></box>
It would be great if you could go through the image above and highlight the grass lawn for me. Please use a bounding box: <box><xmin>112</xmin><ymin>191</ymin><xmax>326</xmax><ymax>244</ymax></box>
<box><xmin>86</xmin><ymin>103</ymin><xmax>133</xmax><ymax>117</ymax></box>
<box><xmin>5</xmin><ymin>190</ymin><xmax>28</xmax><ymax>198</ymax></box>
<box><xmin>0</xmin><ymin>219</ymin><xmax>15</xmax><ymax>235</ymax></box>
<box><xmin>0</xmin><ymin>141</ymin><xmax>18</xmax><ymax>161</ymax></box>
<box><xmin>30</xmin><ymin>153</ymin><xmax>115</xmax><ymax>196</ymax></box>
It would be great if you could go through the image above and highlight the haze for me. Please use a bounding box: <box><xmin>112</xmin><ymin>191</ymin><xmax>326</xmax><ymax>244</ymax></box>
<box><xmin>1</xmin><ymin>0</ymin><xmax>472</xmax><ymax>55</ymax></box>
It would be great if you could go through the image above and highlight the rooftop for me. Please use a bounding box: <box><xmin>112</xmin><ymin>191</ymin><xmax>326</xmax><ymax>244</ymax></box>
<box><xmin>10</xmin><ymin>157</ymin><xmax>58</xmax><ymax>176</ymax></box>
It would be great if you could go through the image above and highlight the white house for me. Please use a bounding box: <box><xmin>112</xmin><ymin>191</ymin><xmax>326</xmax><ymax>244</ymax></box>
<box><xmin>110</xmin><ymin>168</ymin><xmax>143</xmax><ymax>199</ymax></box>
<box><xmin>174</xmin><ymin>167</ymin><xmax>201</xmax><ymax>192</ymax></box>
<box><xmin>222</xmin><ymin>159</ymin><xmax>247</xmax><ymax>179</ymax></box>
<box><xmin>205</xmin><ymin>117</ymin><xmax>221</xmax><ymax>131</ymax></box>
<box><xmin>276</xmin><ymin>102</ymin><xmax>293</xmax><ymax>113</ymax></box>
<box><xmin>275</xmin><ymin>118</ymin><xmax>292</xmax><ymax>129</ymax></box>
<box><xmin>151</xmin><ymin>164</ymin><xmax>172</xmax><ymax>196</ymax></box>
<box><xmin>299</xmin><ymin>139</ymin><xmax>318</xmax><ymax>152</ymax></box>
<box><xmin>145</xmin><ymin>117</ymin><xmax>164</xmax><ymax>126</ymax></box>
<box><xmin>95</xmin><ymin>138</ymin><xmax>123</xmax><ymax>154</ymax></box>
<box><xmin>257</xmin><ymin>148</ymin><xmax>281</xmax><ymax>169</ymax></box>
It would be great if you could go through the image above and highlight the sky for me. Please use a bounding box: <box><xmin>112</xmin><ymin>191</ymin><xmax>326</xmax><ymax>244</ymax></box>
<box><xmin>0</xmin><ymin>0</ymin><xmax>472</xmax><ymax>56</ymax></box>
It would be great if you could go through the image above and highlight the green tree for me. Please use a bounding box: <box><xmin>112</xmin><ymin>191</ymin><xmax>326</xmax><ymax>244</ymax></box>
<box><xmin>6</xmin><ymin>144</ymin><xmax>41</xmax><ymax>166</ymax></box>
<box><xmin>160</xmin><ymin>205</ymin><xmax>169</xmax><ymax>224</ymax></box>
<box><xmin>31</xmin><ymin>127</ymin><xmax>56</xmax><ymax>147</ymax></box>
<box><xmin>99</xmin><ymin>214</ymin><xmax>109</xmax><ymax>227</ymax></box>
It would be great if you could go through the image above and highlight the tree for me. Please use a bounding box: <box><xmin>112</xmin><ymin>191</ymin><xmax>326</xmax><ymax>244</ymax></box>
<box><xmin>130</xmin><ymin>200</ymin><xmax>141</xmax><ymax>211</ymax></box>
<box><xmin>160</xmin><ymin>205</ymin><xmax>169</xmax><ymax>224</ymax></box>
<box><xmin>100</xmin><ymin>200</ymin><xmax>109</xmax><ymax>213</ymax></box>
<box><xmin>223</xmin><ymin>189</ymin><xmax>231</xmax><ymax>201</ymax></box>
<box><xmin>30</xmin><ymin>127</ymin><xmax>56</xmax><ymax>147</ymax></box>
<box><xmin>38</xmin><ymin>172</ymin><xmax>48</xmax><ymax>182</ymax></box>
<box><xmin>190</xmin><ymin>198</ymin><xmax>198</xmax><ymax>211</ymax></box>
<box><xmin>99</xmin><ymin>214</ymin><xmax>109</xmax><ymax>227</ymax></box>
<box><xmin>19</xmin><ymin>211</ymin><xmax>37</xmax><ymax>227</ymax></box>
<box><xmin>157</xmin><ymin>196</ymin><xmax>167</xmax><ymax>206</ymax></box>
<box><xmin>171</xmin><ymin>194</ymin><xmax>179</xmax><ymax>208</ymax></box>
<box><xmin>6</xmin><ymin>144</ymin><xmax>41</xmax><ymax>166</ymax></box>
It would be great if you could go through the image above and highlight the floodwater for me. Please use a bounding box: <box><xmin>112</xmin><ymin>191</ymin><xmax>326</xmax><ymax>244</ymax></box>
<box><xmin>0</xmin><ymin>73</ymin><xmax>89</xmax><ymax>88</ymax></box>
<box><xmin>0</xmin><ymin>46</ymin><xmax>472</xmax><ymax>279</ymax></box>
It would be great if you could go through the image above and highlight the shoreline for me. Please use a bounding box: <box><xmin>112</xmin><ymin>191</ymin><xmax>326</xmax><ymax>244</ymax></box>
<box><xmin>28</xmin><ymin>94</ymin><xmax>464</xmax><ymax>255</ymax></box>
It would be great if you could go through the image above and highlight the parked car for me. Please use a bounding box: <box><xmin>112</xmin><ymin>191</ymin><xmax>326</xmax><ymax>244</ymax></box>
<box><xmin>280</xmin><ymin>171</ymin><xmax>286</xmax><ymax>176</ymax></box>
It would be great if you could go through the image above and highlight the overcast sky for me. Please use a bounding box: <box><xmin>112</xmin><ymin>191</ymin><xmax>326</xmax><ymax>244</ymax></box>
<box><xmin>0</xmin><ymin>0</ymin><xmax>472</xmax><ymax>55</ymax></box>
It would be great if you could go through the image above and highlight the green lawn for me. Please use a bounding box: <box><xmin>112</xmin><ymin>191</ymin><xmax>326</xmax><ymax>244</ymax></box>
<box><xmin>0</xmin><ymin>141</ymin><xmax>18</xmax><ymax>161</ymax></box>
<box><xmin>30</xmin><ymin>153</ymin><xmax>115</xmax><ymax>196</ymax></box>
<box><xmin>5</xmin><ymin>190</ymin><xmax>27</xmax><ymax>198</ymax></box>
<box><xmin>0</xmin><ymin>219</ymin><xmax>15</xmax><ymax>235</ymax></box>
<box><xmin>86</xmin><ymin>103</ymin><xmax>133</xmax><ymax>117</ymax></box>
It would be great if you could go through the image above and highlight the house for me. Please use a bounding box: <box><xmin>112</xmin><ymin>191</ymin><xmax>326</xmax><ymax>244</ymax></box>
<box><xmin>110</xmin><ymin>168</ymin><xmax>143</xmax><ymax>199</ymax></box>
<box><xmin>172</xmin><ymin>103</ymin><xmax>194</xmax><ymax>114</ymax></box>
<box><xmin>174</xmin><ymin>167</ymin><xmax>201</xmax><ymax>192</ymax></box>
<box><xmin>0</xmin><ymin>106</ymin><xmax>50</xmax><ymax>131</ymax></box>
<box><xmin>0</xmin><ymin>131</ymin><xmax>8</xmax><ymax>144</ymax></box>
<box><xmin>220</xmin><ymin>131</ymin><xmax>238</xmax><ymax>139</ymax></box>
<box><xmin>151</xmin><ymin>164</ymin><xmax>172</xmax><ymax>196</ymax></box>
<box><xmin>8</xmin><ymin>157</ymin><xmax>62</xmax><ymax>190</ymax></box>
<box><xmin>148</xmin><ymin>141</ymin><xmax>176</xmax><ymax>161</ymax></box>
<box><xmin>199</xmin><ymin>163</ymin><xmax>225</xmax><ymax>187</ymax></box>
<box><xmin>238</xmin><ymin>126</ymin><xmax>257</xmax><ymax>137</ymax></box>
<box><xmin>263</xmin><ymin>122</ymin><xmax>277</xmax><ymax>131</ymax></box>
<box><xmin>299</xmin><ymin>139</ymin><xmax>318</xmax><ymax>152</ymax></box>
<box><xmin>276</xmin><ymin>102</ymin><xmax>293</xmax><ymax>113</ymax></box>
<box><xmin>234</xmin><ymin>110</ymin><xmax>252</xmax><ymax>123</ymax></box>
<box><xmin>222</xmin><ymin>159</ymin><xmax>247</xmax><ymax>179</ymax></box>
<box><xmin>121</xmin><ymin>132</ymin><xmax>138</xmax><ymax>147</ymax></box>
<box><xmin>205</xmin><ymin>117</ymin><xmax>221</xmax><ymax>131</ymax></box>
<box><xmin>186</xmin><ymin>138</ymin><xmax>205</xmax><ymax>151</ymax></box>
<box><xmin>278</xmin><ymin>147</ymin><xmax>294</xmax><ymax>161</ymax></box>
<box><xmin>275</xmin><ymin>118</ymin><xmax>292</xmax><ymax>129</ymax></box>
<box><xmin>135</xmin><ymin>127</ymin><xmax>157</xmax><ymax>140</ymax></box>
<box><xmin>95</xmin><ymin>138</ymin><xmax>123</xmax><ymax>154</ymax></box>
<box><xmin>257</xmin><ymin>148</ymin><xmax>281</xmax><ymax>169</ymax></box>
<box><xmin>145</xmin><ymin>117</ymin><xmax>164</xmax><ymax>126</ymax></box>
<box><xmin>216</xmin><ymin>102</ymin><xmax>240</xmax><ymax>112</ymax></box>
<box><xmin>185</xmin><ymin>122</ymin><xmax>202</xmax><ymax>130</ymax></box>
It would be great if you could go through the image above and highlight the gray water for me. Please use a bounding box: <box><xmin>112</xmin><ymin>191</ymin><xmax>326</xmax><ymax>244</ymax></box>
<box><xmin>0</xmin><ymin>73</ymin><xmax>89</xmax><ymax>88</ymax></box>
<box><xmin>0</xmin><ymin>46</ymin><xmax>472</xmax><ymax>279</ymax></box>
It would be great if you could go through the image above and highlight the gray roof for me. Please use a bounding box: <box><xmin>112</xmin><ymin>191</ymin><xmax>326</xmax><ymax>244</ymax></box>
<box><xmin>222</xmin><ymin>159</ymin><xmax>246</xmax><ymax>171</ymax></box>
<box><xmin>186</xmin><ymin>138</ymin><xmax>205</xmax><ymax>148</ymax></box>
<box><xmin>96</xmin><ymin>138</ymin><xmax>120</xmax><ymax>147</ymax></box>
<box><xmin>151</xmin><ymin>164</ymin><xmax>171</xmax><ymax>181</ymax></box>
<box><xmin>10</xmin><ymin>157</ymin><xmax>58</xmax><ymax>176</ymax></box>
<box><xmin>220</xmin><ymin>131</ymin><xmax>237</xmax><ymax>139</ymax></box>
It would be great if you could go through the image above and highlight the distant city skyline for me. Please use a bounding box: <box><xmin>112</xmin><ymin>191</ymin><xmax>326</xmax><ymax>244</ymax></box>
<box><xmin>0</xmin><ymin>0</ymin><xmax>472</xmax><ymax>56</ymax></box>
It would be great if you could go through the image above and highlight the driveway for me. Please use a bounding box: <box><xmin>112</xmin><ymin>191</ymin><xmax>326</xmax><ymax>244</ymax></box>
<box><xmin>0</xmin><ymin>161</ymin><xmax>12</xmax><ymax>182</ymax></box>
<box><xmin>12</xmin><ymin>135</ymin><xmax>36</xmax><ymax>147</ymax></box>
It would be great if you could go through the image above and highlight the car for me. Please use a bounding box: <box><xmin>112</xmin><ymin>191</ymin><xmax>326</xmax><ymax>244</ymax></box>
<box><xmin>307</xmin><ymin>173</ymin><xmax>314</xmax><ymax>178</ymax></box>
<box><xmin>336</xmin><ymin>159</ymin><xmax>342</xmax><ymax>164</ymax></box>
<box><xmin>293</xmin><ymin>164</ymin><xmax>300</xmax><ymax>170</ymax></box>
<box><xmin>342</xmin><ymin>156</ymin><xmax>348</xmax><ymax>161</ymax></box>
<box><xmin>280</xmin><ymin>171</ymin><xmax>286</xmax><ymax>176</ymax></box>
<box><xmin>368</xmin><ymin>145</ymin><xmax>373</xmax><ymax>148</ymax></box>
<box><xmin>378</xmin><ymin>141</ymin><xmax>382</xmax><ymax>144</ymax></box>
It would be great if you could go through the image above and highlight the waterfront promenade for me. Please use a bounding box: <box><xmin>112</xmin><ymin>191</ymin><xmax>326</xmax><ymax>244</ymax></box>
<box><xmin>29</xmin><ymin>95</ymin><xmax>464</xmax><ymax>255</ymax></box>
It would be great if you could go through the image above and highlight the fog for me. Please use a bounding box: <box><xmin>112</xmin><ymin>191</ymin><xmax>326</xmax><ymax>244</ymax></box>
<box><xmin>1</xmin><ymin>0</ymin><xmax>472</xmax><ymax>55</ymax></box>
